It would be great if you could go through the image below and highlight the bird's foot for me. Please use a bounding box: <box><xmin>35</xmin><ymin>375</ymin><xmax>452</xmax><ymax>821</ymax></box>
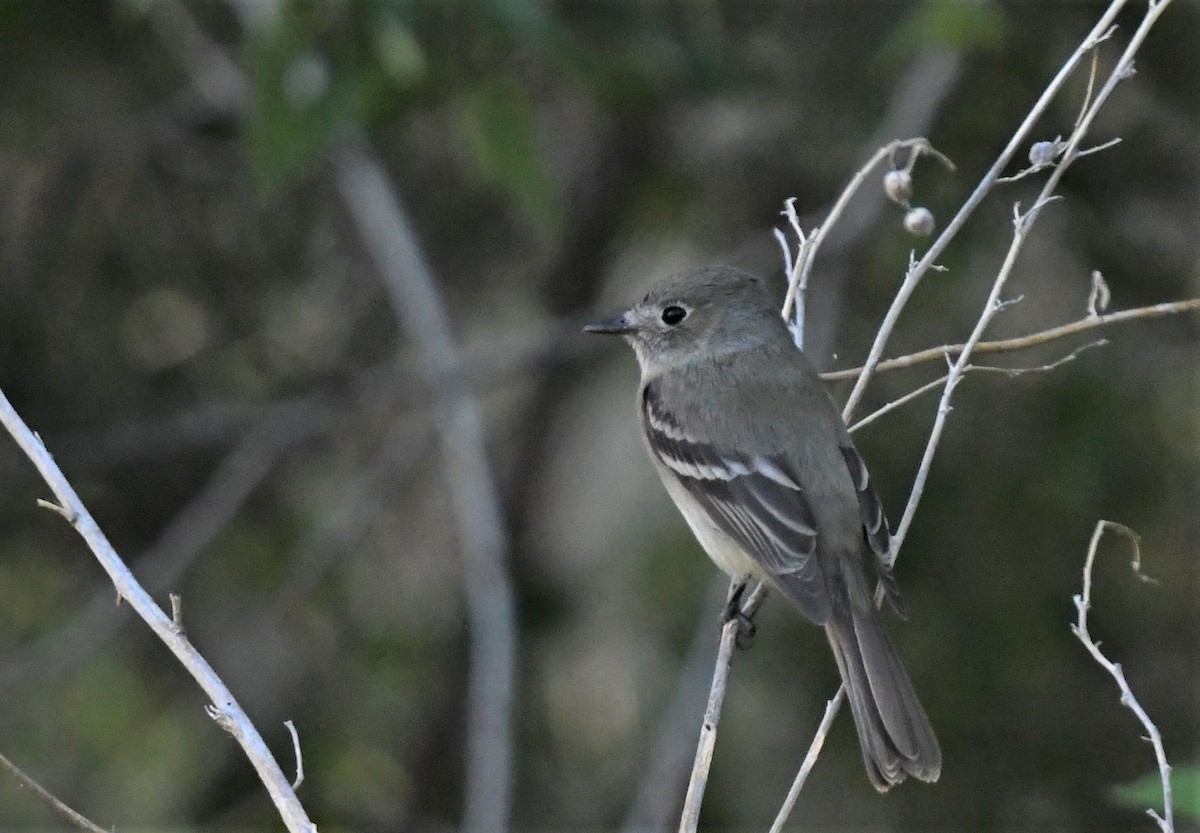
<box><xmin>722</xmin><ymin>579</ymin><xmax>757</xmax><ymax>650</ymax></box>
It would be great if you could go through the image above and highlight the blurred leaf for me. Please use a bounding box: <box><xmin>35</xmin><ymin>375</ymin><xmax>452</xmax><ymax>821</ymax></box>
<box><xmin>244</xmin><ymin>8</ymin><xmax>397</xmax><ymax>188</ymax></box>
<box><xmin>485</xmin><ymin>0</ymin><xmax>556</xmax><ymax>46</ymax></box>
<box><xmin>459</xmin><ymin>77</ymin><xmax>561</xmax><ymax>237</ymax></box>
<box><xmin>882</xmin><ymin>0</ymin><xmax>1008</xmax><ymax>62</ymax></box>
<box><xmin>1114</xmin><ymin>766</ymin><xmax>1200</xmax><ymax>821</ymax></box>
<box><xmin>374</xmin><ymin>13</ymin><xmax>426</xmax><ymax>84</ymax></box>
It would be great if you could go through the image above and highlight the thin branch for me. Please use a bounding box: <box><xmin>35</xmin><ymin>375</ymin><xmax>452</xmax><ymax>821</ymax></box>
<box><xmin>847</xmin><ymin>338</ymin><xmax>1105</xmax><ymax>434</ymax></box>
<box><xmin>0</xmin><ymin>749</ymin><xmax>109</xmax><ymax>833</ymax></box>
<box><xmin>331</xmin><ymin>139</ymin><xmax>518</xmax><ymax>833</ymax></box>
<box><xmin>820</xmin><ymin>297</ymin><xmax>1200</xmax><ymax>382</ymax></box>
<box><xmin>768</xmin><ymin>687</ymin><xmax>845</xmax><ymax>833</ymax></box>
<box><xmin>840</xmin><ymin>0</ymin><xmax>1132</xmax><ymax>424</ymax></box>
<box><xmin>1072</xmin><ymin>520</ymin><xmax>1173</xmax><ymax>833</ymax></box>
<box><xmin>0</xmin><ymin>388</ymin><xmax>316</xmax><ymax>833</ymax></box>
<box><xmin>769</xmin><ymin>3</ymin><xmax>1175</xmax><ymax>826</ymax></box>
<box><xmin>780</xmin><ymin>138</ymin><xmax>953</xmax><ymax>333</ymax></box>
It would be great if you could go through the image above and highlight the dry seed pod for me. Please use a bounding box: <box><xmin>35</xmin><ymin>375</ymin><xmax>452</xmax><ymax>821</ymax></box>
<box><xmin>1028</xmin><ymin>140</ymin><xmax>1057</xmax><ymax>167</ymax></box>
<box><xmin>904</xmin><ymin>206</ymin><xmax>935</xmax><ymax>236</ymax></box>
<box><xmin>883</xmin><ymin>169</ymin><xmax>914</xmax><ymax>206</ymax></box>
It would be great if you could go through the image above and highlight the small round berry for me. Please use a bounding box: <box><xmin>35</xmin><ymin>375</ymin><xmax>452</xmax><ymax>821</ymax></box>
<box><xmin>883</xmin><ymin>169</ymin><xmax>914</xmax><ymax>206</ymax></box>
<box><xmin>904</xmin><ymin>207</ymin><xmax>936</xmax><ymax>237</ymax></box>
<box><xmin>1028</xmin><ymin>140</ymin><xmax>1057</xmax><ymax>168</ymax></box>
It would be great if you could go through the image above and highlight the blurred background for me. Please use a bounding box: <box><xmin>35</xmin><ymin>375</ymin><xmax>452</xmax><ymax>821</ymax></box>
<box><xmin>0</xmin><ymin>1</ymin><xmax>1197</xmax><ymax>831</ymax></box>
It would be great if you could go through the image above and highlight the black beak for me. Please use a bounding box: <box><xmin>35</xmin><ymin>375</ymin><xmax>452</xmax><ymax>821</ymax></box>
<box><xmin>583</xmin><ymin>313</ymin><xmax>636</xmax><ymax>335</ymax></box>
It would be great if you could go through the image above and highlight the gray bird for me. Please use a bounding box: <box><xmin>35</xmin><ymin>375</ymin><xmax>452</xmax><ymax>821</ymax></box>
<box><xmin>585</xmin><ymin>264</ymin><xmax>940</xmax><ymax>791</ymax></box>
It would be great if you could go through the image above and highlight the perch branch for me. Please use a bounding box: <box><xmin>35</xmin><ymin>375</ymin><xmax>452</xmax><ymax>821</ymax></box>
<box><xmin>677</xmin><ymin>582</ymin><xmax>768</xmax><ymax>833</ymax></box>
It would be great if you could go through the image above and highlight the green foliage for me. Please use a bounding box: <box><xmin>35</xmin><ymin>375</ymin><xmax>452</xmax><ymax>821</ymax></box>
<box><xmin>1114</xmin><ymin>766</ymin><xmax>1200</xmax><ymax>822</ymax></box>
<box><xmin>458</xmin><ymin>76</ymin><xmax>561</xmax><ymax>238</ymax></box>
<box><xmin>882</xmin><ymin>0</ymin><xmax>1008</xmax><ymax>63</ymax></box>
<box><xmin>244</xmin><ymin>2</ymin><xmax>422</xmax><ymax>187</ymax></box>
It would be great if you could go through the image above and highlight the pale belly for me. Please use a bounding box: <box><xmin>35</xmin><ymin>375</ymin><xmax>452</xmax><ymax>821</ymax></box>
<box><xmin>659</xmin><ymin>470</ymin><xmax>767</xmax><ymax>582</ymax></box>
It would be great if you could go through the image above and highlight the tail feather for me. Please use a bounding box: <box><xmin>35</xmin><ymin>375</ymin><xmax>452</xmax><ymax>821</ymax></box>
<box><xmin>825</xmin><ymin>598</ymin><xmax>941</xmax><ymax>791</ymax></box>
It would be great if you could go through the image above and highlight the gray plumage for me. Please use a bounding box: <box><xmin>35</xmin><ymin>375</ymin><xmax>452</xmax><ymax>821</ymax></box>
<box><xmin>585</xmin><ymin>265</ymin><xmax>940</xmax><ymax>791</ymax></box>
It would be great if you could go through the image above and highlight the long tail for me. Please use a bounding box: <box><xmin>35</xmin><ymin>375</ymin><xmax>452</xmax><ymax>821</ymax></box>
<box><xmin>825</xmin><ymin>591</ymin><xmax>941</xmax><ymax>791</ymax></box>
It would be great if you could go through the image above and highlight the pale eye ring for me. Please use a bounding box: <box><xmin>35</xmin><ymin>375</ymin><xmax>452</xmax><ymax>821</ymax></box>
<box><xmin>661</xmin><ymin>305</ymin><xmax>688</xmax><ymax>326</ymax></box>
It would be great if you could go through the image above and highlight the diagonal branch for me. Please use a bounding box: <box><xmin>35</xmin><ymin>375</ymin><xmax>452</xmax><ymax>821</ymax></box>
<box><xmin>0</xmin><ymin>388</ymin><xmax>317</xmax><ymax>833</ymax></box>
<box><xmin>0</xmin><ymin>749</ymin><xmax>108</xmax><ymax>833</ymax></box>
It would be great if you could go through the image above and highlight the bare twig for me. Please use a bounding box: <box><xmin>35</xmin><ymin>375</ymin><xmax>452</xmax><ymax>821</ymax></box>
<box><xmin>0</xmin><ymin>388</ymin><xmax>317</xmax><ymax>833</ymax></box>
<box><xmin>820</xmin><ymin>296</ymin><xmax>1200</xmax><ymax>382</ymax></box>
<box><xmin>767</xmin><ymin>3</ymin><xmax>1175</xmax><ymax>826</ymax></box>
<box><xmin>1087</xmin><ymin>270</ymin><xmax>1112</xmax><ymax>317</ymax></box>
<box><xmin>331</xmin><ymin>139</ymin><xmax>518</xmax><ymax>833</ymax></box>
<box><xmin>768</xmin><ymin>687</ymin><xmax>846</xmax><ymax>833</ymax></box>
<box><xmin>0</xmin><ymin>749</ymin><xmax>109</xmax><ymax>833</ymax></box>
<box><xmin>170</xmin><ymin>593</ymin><xmax>185</xmax><ymax>636</ymax></box>
<box><xmin>895</xmin><ymin>0</ymin><xmax>1174</xmax><ymax>551</ymax></box>
<box><xmin>780</xmin><ymin>138</ymin><xmax>954</xmax><ymax>336</ymax></box>
<box><xmin>848</xmin><ymin>339</ymin><xmax>1106</xmax><ymax>434</ymax></box>
<box><xmin>678</xmin><ymin>619</ymin><xmax>739</xmax><ymax>833</ymax></box>
<box><xmin>1072</xmin><ymin>520</ymin><xmax>1172</xmax><ymax>833</ymax></box>
<box><xmin>840</xmin><ymin>0</ymin><xmax>1132</xmax><ymax>424</ymax></box>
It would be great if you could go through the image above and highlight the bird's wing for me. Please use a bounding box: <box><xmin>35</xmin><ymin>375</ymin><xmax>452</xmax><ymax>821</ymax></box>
<box><xmin>642</xmin><ymin>384</ymin><xmax>830</xmax><ymax>624</ymax></box>
<box><xmin>838</xmin><ymin>442</ymin><xmax>906</xmax><ymax>617</ymax></box>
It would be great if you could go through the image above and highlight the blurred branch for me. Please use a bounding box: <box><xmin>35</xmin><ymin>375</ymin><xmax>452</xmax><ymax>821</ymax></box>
<box><xmin>145</xmin><ymin>0</ymin><xmax>248</xmax><ymax>113</ymax></box>
<box><xmin>0</xmin><ymin>388</ymin><xmax>317</xmax><ymax>833</ymax></box>
<box><xmin>1072</xmin><ymin>520</ymin><xmax>1172</xmax><ymax>833</ymax></box>
<box><xmin>147</xmin><ymin>5</ymin><xmax>521</xmax><ymax>824</ymax></box>
<box><xmin>821</xmin><ymin>297</ymin><xmax>1200</xmax><ymax>382</ymax></box>
<box><xmin>271</xmin><ymin>413</ymin><xmax>433</xmax><ymax>610</ymax></box>
<box><xmin>331</xmin><ymin>139</ymin><xmax>517</xmax><ymax>833</ymax></box>
<box><xmin>0</xmin><ymin>749</ymin><xmax>108</xmax><ymax>833</ymax></box>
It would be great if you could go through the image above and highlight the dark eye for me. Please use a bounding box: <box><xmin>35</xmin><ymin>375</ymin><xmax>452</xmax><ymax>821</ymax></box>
<box><xmin>661</xmin><ymin>305</ymin><xmax>688</xmax><ymax>326</ymax></box>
